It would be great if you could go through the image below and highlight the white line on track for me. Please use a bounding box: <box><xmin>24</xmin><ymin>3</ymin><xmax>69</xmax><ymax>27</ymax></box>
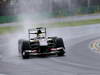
<box><xmin>0</xmin><ymin>74</ymin><xmax>6</xmax><ymax>75</ymax></box>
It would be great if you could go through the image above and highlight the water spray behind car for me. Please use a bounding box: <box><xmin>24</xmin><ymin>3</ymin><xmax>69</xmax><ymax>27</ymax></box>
<box><xmin>5</xmin><ymin>0</ymin><xmax>49</xmax><ymax>57</ymax></box>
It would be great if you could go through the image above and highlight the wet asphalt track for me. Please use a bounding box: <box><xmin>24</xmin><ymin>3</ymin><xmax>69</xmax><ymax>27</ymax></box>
<box><xmin>1</xmin><ymin>24</ymin><xmax>100</xmax><ymax>75</ymax></box>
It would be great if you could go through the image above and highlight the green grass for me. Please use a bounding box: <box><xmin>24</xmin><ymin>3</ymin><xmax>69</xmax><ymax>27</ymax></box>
<box><xmin>48</xmin><ymin>19</ymin><xmax>100</xmax><ymax>27</ymax></box>
<box><xmin>0</xmin><ymin>26</ymin><xmax>17</xmax><ymax>34</ymax></box>
<box><xmin>1</xmin><ymin>18</ymin><xmax>100</xmax><ymax>34</ymax></box>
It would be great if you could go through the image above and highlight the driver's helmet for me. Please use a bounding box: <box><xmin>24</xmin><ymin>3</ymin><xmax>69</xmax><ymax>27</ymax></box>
<box><xmin>37</xmin><ymin>29</ymin><xmax>42</xmax><ymax>34</ymax></box>
<box><xmin>37</xmin><ymin>29</ymin><xmax>43</xmax><ymax>38</ymax></box>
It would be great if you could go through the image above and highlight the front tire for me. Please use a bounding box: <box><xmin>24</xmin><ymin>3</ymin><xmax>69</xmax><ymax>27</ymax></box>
<box><xmin>55</xmin><ymin>38</ymin><xmax>65</xmax><ymax>56</ymax></box>
<box><xmin>21</xmin><ymin>41</ymin><xmax>30</xmax><ymax>59</ymax></box>
<box><xmin>57</xmin><ymin>50</ymin><xmax>65</xmax><ymax>56</ymax></box>
<box><xmin>22</xmin><ymin>51</ymin><xmax>29</xmax><ymax>59</ymax></box>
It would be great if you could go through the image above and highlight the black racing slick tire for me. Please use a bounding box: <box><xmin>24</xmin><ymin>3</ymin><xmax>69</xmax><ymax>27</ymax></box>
<box><xmin>22</xmin><ymin>51</ymin><xmax>29</xmax><ymax>59</ymax></box>
<box><xmin>21</xmin><ymin>41</ymin><xmax>30</xmax><ymax>59</ymax></box>
<box><xmin>56</xmin><ymin>38</ymin><xmax>65</xmax><ymax>56</ymax></box>
<box><xmin>57</xmin><ymin>50</ymin><xmax>65</xmax><ymax>56</ymax></box>
<box><xmin>56</xmin><ymin>38</ymin><xmax>65</xmax><ymax>48</ymax></box>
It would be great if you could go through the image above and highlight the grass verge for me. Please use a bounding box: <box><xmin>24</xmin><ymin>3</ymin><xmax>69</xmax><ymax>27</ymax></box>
<box><xmin>0</xmin><ymin>26</ymin><xmax>18</xmax><ymax>34</ymax></box>
<box><xmin>0</xmin><ymin>18</ymin><xmax>100</xmax><ymax>34</ymax></box>
<box><xmin>48</xmin><ymin>19</ymin><xmax>100</xmax><ymax>27</ymax></box>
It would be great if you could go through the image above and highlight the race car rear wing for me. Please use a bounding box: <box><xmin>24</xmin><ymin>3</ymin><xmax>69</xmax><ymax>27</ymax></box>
<box><xmin>28</xmin><ymin>27</ymin><xmax>47</xmax><ymax>40</ymax></box>
<box><xmin>28</xmin><ymin>27</ymin><xmax>46</xmax><ymax>34</ymax></box>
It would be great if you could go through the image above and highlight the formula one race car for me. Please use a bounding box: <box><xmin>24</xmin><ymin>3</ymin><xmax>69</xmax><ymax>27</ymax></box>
<box><xmin>18</xmin><ymin>27</ymin><xmax>65</xmax><ymax>59</ymax></box>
